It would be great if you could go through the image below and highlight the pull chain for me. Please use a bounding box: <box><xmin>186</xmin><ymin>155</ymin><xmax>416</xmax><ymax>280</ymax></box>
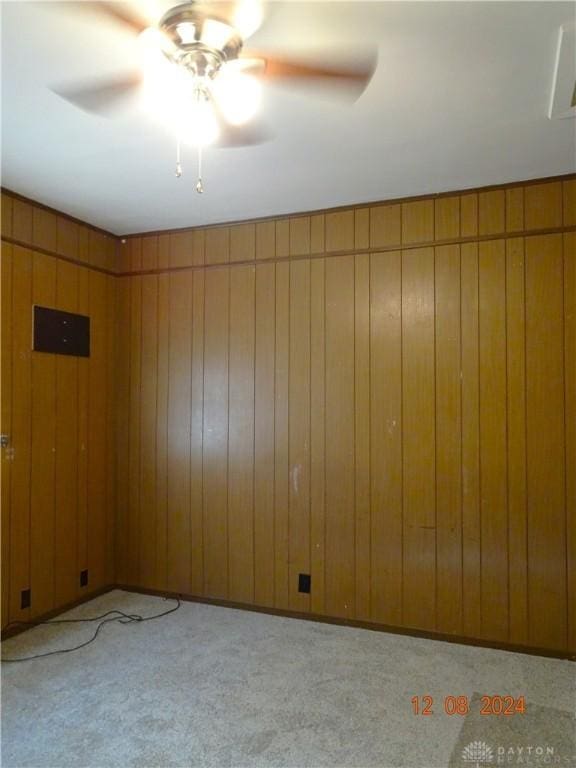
<box><xmin>175</xmin><ymin>139</ymin><xmax>182</xmax><ymax>178</ymax></box>
<box><xmin>196</xmin><ymin>145</ymin><xmax>204</xmax><ymax>194</ymax></box>
<box><xmin>174</xmin><ymin>138</ymin><xmax>206</xmax><ymax>193</ymax></box>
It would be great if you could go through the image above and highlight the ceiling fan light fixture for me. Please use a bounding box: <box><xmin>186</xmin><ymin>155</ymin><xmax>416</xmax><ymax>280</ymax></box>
<box><xmin>47</xmin><ymin>0</ymin><xmax>377</xmax><ymax>195</ymax></box>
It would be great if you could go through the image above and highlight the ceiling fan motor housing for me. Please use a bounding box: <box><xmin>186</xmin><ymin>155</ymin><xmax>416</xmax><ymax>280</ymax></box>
<box><xmin>159</xmin><ymin>2</ymin><xmax>244</xmax><ymax>79</ymax></box>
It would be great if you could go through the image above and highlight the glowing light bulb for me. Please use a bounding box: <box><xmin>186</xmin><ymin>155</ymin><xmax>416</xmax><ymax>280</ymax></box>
<box><xmin>176</xmin><ymin>22</ymin><xmax>197</xmax><ymax>45</ymax></box>
<box><xmin>201</xmin><ymin>18</ymin><xmax>235</xmax><ymax>50</ymax></box>
<box><xmin>212</xmin><ymin>71</ymin><xmax>262</xmax><ymax>125</ymax></box>
<box><xmin>233</xmin><ymin>0</ymin><xmax>264</xmax><ymax>39</ymax></box>
<box><xmin>140</xmin><ymin>28</ymin><xmax>188</xmax><ymax>119</ymax></box>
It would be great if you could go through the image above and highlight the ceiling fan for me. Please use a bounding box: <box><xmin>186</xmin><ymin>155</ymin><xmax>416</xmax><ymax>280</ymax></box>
<box><xmin>53</xmin><ymin>0</ymin><xmax>377</xmax><ymax>190</ymax></box>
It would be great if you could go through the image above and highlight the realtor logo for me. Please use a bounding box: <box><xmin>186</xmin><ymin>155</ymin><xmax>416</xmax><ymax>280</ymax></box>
<box><xmin>461</xmin><ymin>741</ymin><xmax>494</xmax><ymax>766</ymax></box>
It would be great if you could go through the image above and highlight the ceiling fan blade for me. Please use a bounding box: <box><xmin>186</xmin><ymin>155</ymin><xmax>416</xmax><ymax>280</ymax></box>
<box><xmin>241</xmin><ymin>50</ymin><xmax>377</xmax><ymax>99</ymax></box>
<box><xmin>50</xmin><ymin>1</ymin><xmax>152</xmax><ymax>36</ymax></box>
<box><xmin>52</xmin><ymin>73</ymin><xmax>143</xmax><ymax>115</ymax></box>
<box><xmin>225</xmin><ymin>57</ymin><xmax>266</xmax><ymax>76</ymax></box>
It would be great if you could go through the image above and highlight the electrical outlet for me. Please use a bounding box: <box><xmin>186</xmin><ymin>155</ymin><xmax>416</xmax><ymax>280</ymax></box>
<box><xmin>298</xmin><ymin>574</ymin><xmax>311</xmax><ymax>594</ymax></box>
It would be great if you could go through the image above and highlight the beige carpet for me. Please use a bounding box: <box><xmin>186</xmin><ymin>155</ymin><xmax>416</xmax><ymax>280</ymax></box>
<box><xmin>2</xmin><ymin>590</ymin><xmax>574</xmax><ymax>768</ymax></box>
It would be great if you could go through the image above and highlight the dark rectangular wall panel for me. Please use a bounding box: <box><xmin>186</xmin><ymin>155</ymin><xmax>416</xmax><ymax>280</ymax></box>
<box><xmin>33</xmin><ymin>305</ymin><xmax>90</xmax><ymax>357</ymax></box>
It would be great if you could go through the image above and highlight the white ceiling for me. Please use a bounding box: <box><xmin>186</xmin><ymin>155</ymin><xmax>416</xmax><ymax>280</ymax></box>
<box><xmin>2</xmin><ymin>1</ymin><xmax>575</xmax><ymax>235</ymax></box>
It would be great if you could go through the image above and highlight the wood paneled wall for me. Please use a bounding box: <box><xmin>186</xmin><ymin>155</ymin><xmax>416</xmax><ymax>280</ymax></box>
<box><xmin>2</xmin><ymin>178</ymin><xmax>574</xmax><ymax>653</ymax></box>
<box><xmin>1</xmin><ymin>192</ymin><xmax>117</xmax><ymax>628</ymax></box>
<box><xmin>116</xmin><ymin>177</ymin><xmax>576</xmax><ymax>654</ymax></box>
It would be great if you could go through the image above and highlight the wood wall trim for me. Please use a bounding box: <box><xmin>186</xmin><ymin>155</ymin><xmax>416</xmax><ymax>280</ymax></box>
<box><xmin>3</xmin><ymin>579</ymin><xmax>572</xmax><ymax>659</ymax></box>
<box><xmin>1</xmin><ymin>236</ymin><xmax>117</xmax><ymax>276</ymax></box>
<box><xmin>118</xmin><ymin>584</ymin><xmax>576</xmax><ymax>661</ymax></box>
<box><xmin>116</xmin><ymin>224</ymin><xmax>576</xmax><ymax>277</ymax></box>
<box><xmin>119</xmin><ymin>172</ymin><xmax>576</xmax><ymax>238</ymax></box>
<box><xmin>3</xmin><ymin>174</ymin><xmax>574</xmax><ymax>242</ymax></box>
<box><xmin>5</xmin><ymin>578</ymin><xmax>572</xmax><ymax>659</ymax></box>
<box><xmin>1</xmin><ymin>187</ymin><xmax>117</xmax><ymax>239</ymax></box>
<box><xmin>4</xmin><ymin>222</ymin><xmax>573</xmax><ymax>280</ymax></box>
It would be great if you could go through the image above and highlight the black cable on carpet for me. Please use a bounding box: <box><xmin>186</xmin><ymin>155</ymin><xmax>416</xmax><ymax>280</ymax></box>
<box><xmin>1</xmin><ymin>597</ymin><xmax>181</xmax><ymax>662</ymax></box>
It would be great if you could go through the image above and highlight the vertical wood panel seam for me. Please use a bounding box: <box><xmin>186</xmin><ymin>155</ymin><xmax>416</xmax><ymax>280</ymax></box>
<box><xmin>99</xmin><ymin>277</ymin><xmax>104</xmax><ymax>586</ymax></box>
<box><xmin>306</xmin><ymin>259</ymin><xmax>311</xmax><ymax>611</ymax></box>
<box><xmin>30</xmin><ymin>258</ymin><xmax>37</xmax><ymax>603</ymax></box>
<box><xmin>189</xmin><ymin>271</ymin><xmax>194</xmax><ymax>593</ymax></box>
<box><xmin>322</xmin><ymin>216</ymin><xmax>329</xmax><ymax>613</ymax></box>
<box><xmin>166</xmin><ymin>276</ymin><xmax>171</xmax><ymax>592</ymax></box>
<box><xmin>5</xmin><ymin>249</ymin><xmax>13</xmax><ymax>613</ymax></box>
<box><xmin>562</xmin><ymin>237</ymin><xmax>569</xmax><ymax>648</ymax></box>
<box><xmin>523</xmin><ymin>240</ymin><xmax>529</xmax><ymax>642</ymax></box>
<box><xmin>561</xmin><ymin>195</ymin><xmax>567</xmax><ymax>647</ymax></box>
<box><xmin>505</xmin><ymin>241</ymin><xmax>511</xmax><ymax>639</ymax></box>
<box><xmin>433</xmin><ymin>240</ymin><xmax>438</xmax><ymax>631</ymax></box>
<box><xmin>521</xmin><ymin>238</ymin><xmax>528</xmax><ymax>641</ymax></box>
<box><xmin>29</xmin><ymin>259</ymin><xmax>35</xmax><ymax>603</ymax></box>
<box><xmin>137</xmin><ymin>277</ymin><xmax>143</xmax><ymax>584</ymax></box>
<box><xmin>201</xmin><ymin>272</ymin><xmax>205</xmax><ymax>595</ymax></box>
<box><xmin>199</xmin><ymin>270</ymin><xmax>205</xmax><ymax>594</ymax></box>
<box><xmin>273</xmin><ymin>227</ymin><xmax>277</xmax><ymax>607</ymax></box>
<box><xmin>107</xmin><ymin>277</ymin><xmax>114</xmax><ymax>584</ymax></box>
<box><xmin>226</xmin><ymin>267</ymin><xmax>231</xmax><ymax>599</ymax></box>
<box><xmin>477</xmin><ymin>230</ymin><xmax>483</xmax><ymax>636</ymax></box>
<box><xmin>252</xmin><ymin>265</ymin><xmax>256</xmax><ymax>603</ymax></box>
<box><xmin>352</xmin><ymin>255</ymin><xmax>356</xmax><ymax>616</ymax></box>
<box><xmin>201</xmin><ymin>270</ymin><xmax>207</xmax><ymax>596</ymax></box>
<box><xmin>367</xmin><ymin>210</ymin><xmax>372</xmax><ymax>618</ymax></box>
<box><xmin>399</xmin><ymin>211</ymin><xmax>405</xmax><ymax>625</ymax></box>
<box><xmin>308</xmin><ymin>218</ymin><xmax>312</xmax><ymax>607</ymax></box>
<box><xmin>155</xmin><ymin>275</ymin><xmax>161</xmax><ymax>586</ymax></box>
<box><xmin>504</xmin><ymin>242</ymin><xmax>511</xmax><ymax>642</ymax></box>
<box><xmin>459</xmin><ymin>249</ymin><xmax>465</xmax><ymax>630</ymax></box>
<box><xmin>165</xmin><ymin>274</ymin><xmax>170</xmax><ymax>589</ymax></box>
<box><xmin>74</xmin><ymin>273</ymin><xmax>79</xmax><ymax>592</ymax></box>
<box><xmin>287</xmin><ymin>262</ymin><xmax>291</xmax><ymax>602</ymax></box>
<box><xmin>126</xmin><ymin>280</ymin><xmax>133</xmax><ymax>582</ymax></box>
<box><xmin>106</xmin><ymin>273</ymin><xmax>113</xmax><ymax>584</ymax></box>
<box><xmin>272</xmin><ymin>261</ymin><xmax>277</xmax><ymax>608</ymax></box>
<box><xmin>84</xmin><ymin>272</ymin><xmax>91</xmax><ymax>588</ymax></box>
<box><xmin>127</xmin><ymin>275</ymin><xmax>133</xmax><ymax>582</ymax></box>
<box><xmin>459</xmin><ymin>245</ymin><xmax>464</xmax><ymax>633</ymax></box>
<box><xmin>432</xmin><ymin>216</ymin><xmax>437</xmax><ymax>630</ymax></box>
